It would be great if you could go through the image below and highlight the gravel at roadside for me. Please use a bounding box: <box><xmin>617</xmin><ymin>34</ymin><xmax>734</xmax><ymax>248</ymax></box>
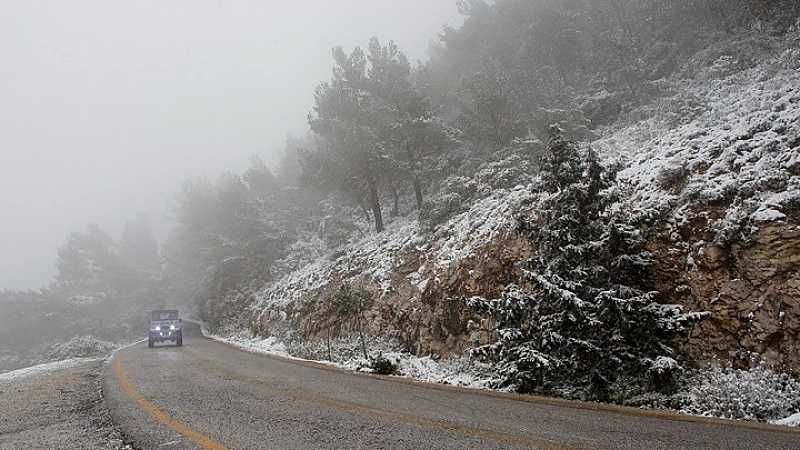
<box><xmin>0</xmin><ymin>358</ymin><xmax>134</xmax><ymax>450</ymax></box>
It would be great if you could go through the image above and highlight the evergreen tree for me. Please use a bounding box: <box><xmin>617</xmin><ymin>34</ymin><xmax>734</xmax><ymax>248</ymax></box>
<box><xmin>468</xmin><ymin>127</ymin><xmax>702</xmax><ymax>399</ymax></box>
<box><xmin>309</xmin><ymin>45</ymin><xmax>387</xmax><ymax>232</ymax></box>
<box><xmin>367</xmin><ymin>37</ymin><xmax>454</xmax><ymax>210</ymax></box>
<box><xmin>55</xmin><ymin>224</ymin><xmax>117</xmax><ymax>293</ymax></box>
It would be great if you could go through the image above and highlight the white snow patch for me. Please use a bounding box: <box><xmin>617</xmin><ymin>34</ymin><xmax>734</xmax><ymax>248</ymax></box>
<box><xmin>0</xmin><ymin>358</ymin><xmax>93</xmax><ymax>382</ymax></box>
<box><xmin>752</xmin><ymin>207</ymin><xmax>786</xmax><ymax>222</ymax></box>
<box><xmin>772</xmin><ymin>412</ymin><xmax>800</xmax><ymax>427</ymax></box>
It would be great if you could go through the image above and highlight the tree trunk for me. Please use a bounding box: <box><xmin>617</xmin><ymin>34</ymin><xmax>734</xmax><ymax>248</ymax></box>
<box><xmin>391</xmin><ymin>184</ymin><xmax>400</xmax><ymax>218</ymax></box>
<box><xmin>360</xmin><ymin>197</ymin><xmax>371</xmax><ymax>223</ymax></box>
<box><xmin>405</xmin><ymin>145</ymin><xmax>424</xmax><ymax>210</ymax></box>
<box><xmin>368</xmin><ymin>178</ymin><xmax>384</xmax><ymax>233</ymax></box>
<box><xmin>326</xmin><ymin>297</ymin><xmax>332</xmax><ymax>361</ymax></box>
<box><xmin>357</xmin><ymin>314</ymin><xmax>368</xmax><ymax>360</ymax></box>
<box><xmin>412</xmin><ymin>178</ymin><xmax>423</xmax><ymax>210</ymax></box>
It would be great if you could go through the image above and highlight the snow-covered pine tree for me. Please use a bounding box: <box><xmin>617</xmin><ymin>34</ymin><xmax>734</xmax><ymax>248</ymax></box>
<box><xmin>468</xmin><ymin>126</ymin><xmax>702</xmax><ymax>400</ymax></box>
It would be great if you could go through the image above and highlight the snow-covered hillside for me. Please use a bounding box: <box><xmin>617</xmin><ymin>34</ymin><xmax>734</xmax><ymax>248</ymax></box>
<box><xmin>248</xmin><ymin>184</ymin><xmax>534</xmax><ymax>316</ymax></box>
<box><xmin>210</xmin><ymin>28</ymin><xmax>800</xmax><ymax>424</ymax></box>
<box><xmin>597</xmin><ymin>39</ymin><xmax>800</xmax><ymax>241</ymax></box>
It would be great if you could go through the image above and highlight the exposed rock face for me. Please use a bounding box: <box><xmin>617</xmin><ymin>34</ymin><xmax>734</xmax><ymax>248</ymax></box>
<box><xmin>649</xmin><ymin>215</ymin><xmax>800</xmax><ymax>374</ymax></box>
<box><xmin>247</xmin><ymin>230</ymin><xmax>529</xmax><ymax>358</ymax></box>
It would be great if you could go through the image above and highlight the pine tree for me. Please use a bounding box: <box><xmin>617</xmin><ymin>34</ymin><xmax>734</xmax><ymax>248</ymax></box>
<box><xmin>468</xmin><ymin>127</ymin><xmax>703</xmax><ymax>400</ymax></box>
<box><xmin>309</xmin><ymin>45</ymin><xmax>387</xmax><ymax>232</ymax></box>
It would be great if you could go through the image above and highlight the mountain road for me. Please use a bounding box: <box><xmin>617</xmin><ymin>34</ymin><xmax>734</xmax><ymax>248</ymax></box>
<box><xmin>102</xmin><ymin>322</ymin><xmax>799</xmax><ymax>450</ymax></box>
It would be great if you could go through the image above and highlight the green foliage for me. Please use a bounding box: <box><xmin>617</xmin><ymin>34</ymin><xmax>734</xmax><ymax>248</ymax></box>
<box><xmin>118</xmin><ymin>212</ymin><xmax>160</xmax><ymax>272</ymax></box>
<box><xmin>332</xmin><ymin>282</ymin><xmax>374</xmax><ymax>319</ymax></box>
<box><xmin>55</xmin><ymin>224</ymin><xmax>117</xmax><ymax>292</ymax></box>
<box><xmin>331</xmin><ymin>283</ymin><xmax>375</xmax><ymax>360</ymax></box>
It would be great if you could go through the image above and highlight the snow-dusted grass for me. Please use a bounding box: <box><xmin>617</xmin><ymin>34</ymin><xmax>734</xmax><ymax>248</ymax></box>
<box><xmin>203</xmin><ymin>320</ymin><xmax>496</xmax><ymax>390</ymax></box>
<box><xmin>49</xmin><ymin>335</ymin><xmax>116</xmax><ymax>360</ymax></box>
<box><xmin>0</xmin><ymin>358</ymin><xmax>96</xmax><ymax>382</ymax></box>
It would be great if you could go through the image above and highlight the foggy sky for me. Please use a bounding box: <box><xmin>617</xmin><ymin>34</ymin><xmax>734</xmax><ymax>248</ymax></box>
<box><xmin>0</xmin><ymin>0</ymin><xmax>463</xmax><ymax>290</ymax></box>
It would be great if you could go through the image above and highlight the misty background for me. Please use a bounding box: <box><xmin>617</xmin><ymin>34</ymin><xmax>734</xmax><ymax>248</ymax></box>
<box><xmin>0</xmin><ymin>0</ymin><xmax>463</xmax><ymax>290</ymax></box>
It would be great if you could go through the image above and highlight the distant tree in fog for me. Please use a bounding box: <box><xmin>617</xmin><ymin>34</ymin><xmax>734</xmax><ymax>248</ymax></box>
<box><xmin>55</xmin><ymin>224</ymin><xmax>117</xmax><ymax>293</ymax></box>
<box><xmin>243</xmin><ymin>156</ymin><xmax>278</xmax><ymax>195</ymax></box>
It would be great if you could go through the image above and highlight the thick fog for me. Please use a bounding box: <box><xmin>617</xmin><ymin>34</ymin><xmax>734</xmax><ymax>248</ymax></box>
<box><xmin>0</xmin><ymin>0</ymin><xmax>462</xmax><ymax>290</ymax></box>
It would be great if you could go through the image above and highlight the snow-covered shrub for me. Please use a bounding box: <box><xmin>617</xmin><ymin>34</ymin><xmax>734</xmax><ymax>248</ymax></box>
<box><xmin>48</xmin><ymin>335</ymin><xmax>116</xmax><ymax>360</ymax></box>
<box><xmin>672</xmin><ymin>363</ymin><xmax>800</xmax><ymax>422</ymax></box>
<box><xmin>648</xmin><ymin>356</ymin><xmax>683</xmax><ymax>393</ymax></box>
<box><xmin>475</xmin><ymin>154</ymin><xmax>536</xmax><ymax>191</ymax></box>
<box><xmin>318</xmin><ymin>211</ymin><xmax>363</xmax><ymax>249</ymax></box>
<box><xmin>419</xmin><ymin>176</ymin><xmax>478</xmax><ymax>229</ymax></box>
<box><xmin>656</xmin><ymin>163</ymin><xmax>690</xmax><ymax>193</ymax></box>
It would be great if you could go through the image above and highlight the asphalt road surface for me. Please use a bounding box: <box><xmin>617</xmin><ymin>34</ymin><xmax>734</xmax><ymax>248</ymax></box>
<box><xmin>102</xmin><ymin>323</ymin><xmax>799</xmax><ymax>450</ymax></box>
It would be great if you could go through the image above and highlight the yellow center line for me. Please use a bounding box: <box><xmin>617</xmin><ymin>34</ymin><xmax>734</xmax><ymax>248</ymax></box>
<box><xmin>185</xmin><ymin>348</ymin><xmax>579</xmax><ymax>450</ymax></box>
<box><xmin>114</xmin><ymin>347</ymin><xmax>229</xmax><ymax>450</ymax></box>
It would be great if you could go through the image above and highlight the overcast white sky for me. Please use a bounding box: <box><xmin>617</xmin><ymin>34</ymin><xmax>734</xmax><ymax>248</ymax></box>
<box><xmin>0</xmin><ymin>0</ymin><xmax>463</xmax><ymax>290</ymax></box>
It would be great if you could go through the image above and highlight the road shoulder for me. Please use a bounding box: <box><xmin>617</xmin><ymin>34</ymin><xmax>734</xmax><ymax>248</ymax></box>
<box><xmin>0</xmin><ymin>358</ymin><xmax>133</xmax><ymax>450</ymax></box>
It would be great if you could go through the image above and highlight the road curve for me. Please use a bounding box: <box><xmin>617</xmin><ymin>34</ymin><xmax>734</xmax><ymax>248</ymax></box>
<box><xmin>102</xmin><ymin>322</ymin><xmax>799</xmax><ymax>450</ymax></box>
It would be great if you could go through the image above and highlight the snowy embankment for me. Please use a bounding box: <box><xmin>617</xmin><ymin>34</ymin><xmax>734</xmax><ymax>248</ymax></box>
<box><xmin>0</xmin><ymin>357</ymin><xmax>90</xmax><ymax>382</ymax></box>
<box><xmin>203</xmin><ymin>186</ymin><xmax>533</xmax><ymax>389</ymax></box>
<box><xmin>248</xmin><ymin>184</ymin><xmax>533</xmax><ymax>312</ymax></box>
<box><xmin>216</xmin><ymin>36</ymin><xmax>800</xmax><ymax>426</ymax></box>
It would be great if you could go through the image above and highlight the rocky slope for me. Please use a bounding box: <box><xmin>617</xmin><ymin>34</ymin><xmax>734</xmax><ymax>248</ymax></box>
<box><xmin>234</xmin><ymin>30</ymin><xmax>800</xmax><ymax>375</ymax></box>
<box><xmin>245</xmin><ymin>186</ymin><xmax>534</xmax><ymax>358</ymax></box>
<box><xmin>596</xmin><ymin>33</ymin><xmax>800</xmax><ymax>373</ymax></box>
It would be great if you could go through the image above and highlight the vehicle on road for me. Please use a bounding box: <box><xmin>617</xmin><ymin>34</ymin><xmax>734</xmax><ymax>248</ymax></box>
<box><xmin>148</xmin><ymin>310</ymin><xmax>182</xmax><ymax>348</ymax></box>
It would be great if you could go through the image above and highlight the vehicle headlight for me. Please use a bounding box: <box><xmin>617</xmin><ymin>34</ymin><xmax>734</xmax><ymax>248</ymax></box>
<box><xmin>155</xmin><ymin>326</ymin><xmax>161</xmax><ymax>331</ymax></box>
<box><xmin>170</xmin><ymin>325</ymin><xmax>176</xmax><ymax>330</ymax></box>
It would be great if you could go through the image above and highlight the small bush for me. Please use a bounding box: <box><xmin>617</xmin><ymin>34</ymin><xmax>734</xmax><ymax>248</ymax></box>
<box><xmin>49</xmin><ymin>335</ymin><xmax>116</xmax><ymax>360</ymax></box>
<box><xmin>370</xmin><ymin>353</ymin><xmax>398</xmax><ymax>375</ymax></box>
<box><xmin>419</xmin><ymin>176</ymin><xmax>478</xmax><ymax>228</ymax></box>
<box><xmin>657</xmin><ymin>163</ymin><xmax>690</xmax><ymax>193</ymax></box>
<box><xmin>672</xmin><ymin>363</ymin><xmax>800</xmax><ymax>422</ymax></box>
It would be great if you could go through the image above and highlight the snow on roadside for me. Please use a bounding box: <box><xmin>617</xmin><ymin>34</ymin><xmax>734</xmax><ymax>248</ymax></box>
<box><xmin>0</xmin><ymin>358</ymin><xmax>96</xmax><ymax>382</ymax></box>
<box><xmin>772</xmin><ymin>412</ymin><xmax>800</xmax><ymax>427</ymax></box>
<box><xmin>204</xmin><ymin>325</ymin><xmax>495</xmax><ymax>390</ymax></box>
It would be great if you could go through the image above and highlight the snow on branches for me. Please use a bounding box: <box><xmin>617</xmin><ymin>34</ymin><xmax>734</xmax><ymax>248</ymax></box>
<box><xmin>467</xmin><ymin>128</ymin><xmax>705</xmax><ymax>400</ymax></box>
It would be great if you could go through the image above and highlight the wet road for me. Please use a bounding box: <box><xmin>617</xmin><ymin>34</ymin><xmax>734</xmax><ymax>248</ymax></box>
<box><xmin>102</xmin><ymin>323</ymin><xmax>800</xmax><ymax>449</ymax></box>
